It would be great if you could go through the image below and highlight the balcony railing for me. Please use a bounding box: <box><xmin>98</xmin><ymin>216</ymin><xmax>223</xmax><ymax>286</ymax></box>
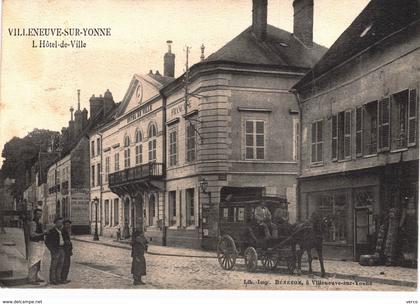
<box><xmin>108</xmin><ymin>162</ymin><xmax>164</xmax><ymax>187</ymax></box>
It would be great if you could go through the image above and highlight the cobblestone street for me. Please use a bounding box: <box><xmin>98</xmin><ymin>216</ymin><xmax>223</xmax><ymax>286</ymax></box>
<box><xmin>32</xmin><ymin>239</ymin><xmax>415</xmax><ymax>290</ymax></box>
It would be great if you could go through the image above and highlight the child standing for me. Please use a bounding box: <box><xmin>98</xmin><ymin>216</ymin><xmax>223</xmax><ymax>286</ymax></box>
<box><xmin>131</xmin><ymin>230</ymin><xmax>148</xmax><ymax>285</ymax></box>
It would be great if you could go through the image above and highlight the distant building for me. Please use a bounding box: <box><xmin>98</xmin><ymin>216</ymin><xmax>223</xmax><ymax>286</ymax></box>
<box><xmin>45</xmin><ymin>91</ymin><xmax>116</xmax><ymax>233</ymax></box>
<box><xmin>293</xmin><ymin>0</ymin><xmax>419</xmax><ymax>261</ymax></box>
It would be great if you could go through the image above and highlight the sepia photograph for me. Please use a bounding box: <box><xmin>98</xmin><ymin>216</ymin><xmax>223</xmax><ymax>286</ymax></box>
<box><xmin>0</xmin><ymin>0</ymin><xmax>418</xmax><ymax>303</ymax></box>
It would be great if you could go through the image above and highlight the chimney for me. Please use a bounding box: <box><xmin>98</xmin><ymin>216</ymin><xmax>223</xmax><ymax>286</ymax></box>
<box><xmin>293</xmin><ymin>0</ymin><xmax>314</xmax><ymax>47</ymax></box>
<box><xmin>200</xmin><ymin>44</ymin><xmax>205</xmax><ymax>61</ymax></box>
<box><xmin>69</xmin><ymin>106</ymin><xmax>74</xmax><ymax>121</ymax></box>
<box><xmin>164</xmin><ymin>40</ymin><xmax>175</xmax><ymax>77</ymax></box>
<box><xmin>252</xmin><ymin>0</ymin><xmax>268</xmax><ymax>41</ymax></box>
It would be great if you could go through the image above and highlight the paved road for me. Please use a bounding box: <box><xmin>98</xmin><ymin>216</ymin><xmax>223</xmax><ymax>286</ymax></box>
<box><xmin>36</xmin><ymin>240</ymin><xmax>414</xmax><ymax>290</ymax></box>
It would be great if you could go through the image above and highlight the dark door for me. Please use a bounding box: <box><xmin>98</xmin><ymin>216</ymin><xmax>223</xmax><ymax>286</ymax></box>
<box><xmin>354</xmin><ymin>207</ymin><xmax>373</xmax><ymax>260</ymax></box>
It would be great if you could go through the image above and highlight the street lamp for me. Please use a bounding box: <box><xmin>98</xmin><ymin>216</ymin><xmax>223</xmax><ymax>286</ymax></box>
<box><xmin>93</xmin><ymin>197</ymin><xmax>99</xmax><ymax>241</ymax></box>
<box><xmin>199</xmin><ymin>177</ymin><xmax>212</xmax><ymax>242</ymax></box>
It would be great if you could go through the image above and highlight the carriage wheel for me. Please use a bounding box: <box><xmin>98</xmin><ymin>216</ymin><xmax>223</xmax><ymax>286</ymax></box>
<box><xmin>244</xmin><ymin>247</ymin><xmax>258</xmax><ymax>272</ymax></box>
<box><xmin>217</xmin><ymin>235</ymin><xmax>238</xmax><ymax>270</ymax></box>
<box><xmin>261</xmin><ymin>255</ymin><xmax>278</xmax><ymax>271</ymax></box>
<box><xmin>287</xmin><ymin>255</ymin><xmax>296</xmax><ymax>274</ymax></box>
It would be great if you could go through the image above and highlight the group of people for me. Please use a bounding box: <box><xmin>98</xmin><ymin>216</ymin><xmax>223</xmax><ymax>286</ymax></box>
<box><xmin>27</xmin><ymin>208</ymin><xmax>73</xmax><ymax>285</ymax></box>
<box><xmin>27</xmin><ymin>207</ymin><xmax>149</xmax><ymax>286</ymax></box>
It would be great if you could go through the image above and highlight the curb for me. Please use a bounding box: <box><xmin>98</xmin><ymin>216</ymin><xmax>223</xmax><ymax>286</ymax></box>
<box><xmin>72</xmin><ymin>237</ymin><xmax>417</xmax><ymax>288</ymax></box>
<box><xmin>72</xmin><ymin>237</ymin><xmax>217</xmax><ymax>259</ymax></box>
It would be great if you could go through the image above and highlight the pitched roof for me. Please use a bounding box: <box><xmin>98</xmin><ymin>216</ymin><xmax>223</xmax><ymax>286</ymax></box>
<box><xmin>205</xmin><ymin>25</ymin><xmax>327</xmax><ymax>69</ymax></box>
<box><xmin>148</xmin><ymin>73</ymin><xmax>175</xmax><ymax>86</ymax></box>
<box><xmin>294</xmin><ymin>0</ymin><xmax>420</xmax><ymax>89</ymax></box>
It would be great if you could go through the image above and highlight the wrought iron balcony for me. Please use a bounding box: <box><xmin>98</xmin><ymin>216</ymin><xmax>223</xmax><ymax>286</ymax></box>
<box><xmin>108</xmin><ymin>162</ymin><xmax>164</xmax><ymax>187</ymax></box>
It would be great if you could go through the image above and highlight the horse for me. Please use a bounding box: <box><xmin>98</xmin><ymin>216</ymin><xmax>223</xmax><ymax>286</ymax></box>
<box><xmin>290</xmin><ymin>212</ymin><xmax>334</xmax><ymax>277</ymax></box>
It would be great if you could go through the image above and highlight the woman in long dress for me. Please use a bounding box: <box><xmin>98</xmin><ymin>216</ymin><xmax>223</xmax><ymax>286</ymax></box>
<box><xmin>131</xmin><ymin>230</ymin><xmax>148</xmax><ymax>285</ymax></box>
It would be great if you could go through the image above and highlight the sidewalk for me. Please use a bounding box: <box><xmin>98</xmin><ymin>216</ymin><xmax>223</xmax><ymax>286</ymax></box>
<box><xmin>73</xmin><ymin>234</ymin><xmax>417</xmax><ymax>288</ymax></box>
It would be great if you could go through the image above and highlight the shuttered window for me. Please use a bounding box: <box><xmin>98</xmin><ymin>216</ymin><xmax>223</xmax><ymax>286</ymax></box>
<box><xmin>355</xmin><ymin>107</ymin><xmax>363</xmax><ymax>157</ymax></box>
<box><xmin>408</xmin><ymin>89</ymin><xmax>417</xmax><ymax>146</ymax></box>
<box><xmin>311</xmin><ymin>120</ymin><xmax>323</xmax><ymax>163</ymax></box>
<box><xmin>331</xmin><ymin>115</ymin><xmax>338</xmax><ymax>161</ymax></box>
<box><xmin>378</xmin><ymin>97</ymin><xmax>390</xmax><ymax>151</ymax></box>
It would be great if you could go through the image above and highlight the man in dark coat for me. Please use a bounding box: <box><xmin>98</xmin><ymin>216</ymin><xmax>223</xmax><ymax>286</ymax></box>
<box><xmin>131</xmin><ymin>230</ymin><xmax>148</xmax><ymax>285</ymax></box>
<box><xmin>61</xmin><ymin>219</ymin><xmax>73</xmax><ymax>283</ymax></box>
<box><xmin>45</xmin><ymin>217</ymin><xmax>65</xmax><ymax>285</ymax></box>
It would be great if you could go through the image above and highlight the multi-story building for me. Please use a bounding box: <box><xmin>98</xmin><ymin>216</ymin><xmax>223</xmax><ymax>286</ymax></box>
<box><xmin>46</xmin><ymin>91</ymin><xmax>116</xmax><ymax>234</ymax></box>
<box><xmin>293</xmin><ymin>0</ymin><xmax>419</xmax><ymax>261</ymax></box>
<box><xmin>90</xmin><ymin>0</ymin><xmax>327</xmax><ymax>249</ymax></box>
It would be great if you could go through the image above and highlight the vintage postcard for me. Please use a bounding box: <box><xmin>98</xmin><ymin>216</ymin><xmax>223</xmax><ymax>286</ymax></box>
<box><xmin>0</xmin><ymin>0</ymin><xmax>418</xmax><ymax>303</ymax></box>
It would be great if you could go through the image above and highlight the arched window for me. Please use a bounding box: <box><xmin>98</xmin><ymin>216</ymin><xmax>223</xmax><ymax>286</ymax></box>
<box><xmin>124</xmin><ymin>135</ymin><xmax>131</xmax><ymax>168</ymax></box>
<box><xmin>135</xmin><ymin>129</ymin><xmax>143</xmax><ymax>165</ymax></box>
<box><xmin>148</xmin><ymin>124</ymin><xmax>157</xmax><ymax>162</ymax></box>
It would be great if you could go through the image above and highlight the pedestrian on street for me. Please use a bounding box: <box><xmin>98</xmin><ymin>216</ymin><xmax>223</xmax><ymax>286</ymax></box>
<box><xmin>61</xmin><ymin>219</ymin><xmax>73</xmax><ymax>283</ymax></box>
<box><xmin>27</xmin><ymin>208</ymin><xmax>46</xmax><ymax>285</ymax></box>
<box><xmin>131</xmin><ymin>230</ymin><xmax>148</xmax><ymax>285</ymax></box>
<box><xmin>45</xmin><ymin>217</ymin><xmax>65</xmax><ymax>285</ymax></box>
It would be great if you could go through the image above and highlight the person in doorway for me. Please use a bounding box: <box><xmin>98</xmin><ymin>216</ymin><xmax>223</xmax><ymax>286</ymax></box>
<box><xmin>45</xmin><ymin>217</ymin><xmax>65</xmax><ymax>285</ymax></box>
<box><xmin>27</xmin><ymin>208</ymin><xmax>46</xmax><ymax>285</ymax></box>
<box><xmin>61</xmin><ymin>219</ymin><xmax>73</xmax><ymax>283</ymax></box>
<box><xmin>131</xmin><ymin>230</ymin><xmax>148</xmax><ymax>285</ymax></box>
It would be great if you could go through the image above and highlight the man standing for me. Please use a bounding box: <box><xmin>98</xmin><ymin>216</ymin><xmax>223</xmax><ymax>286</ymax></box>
<box><xmin>45</xmin><ymin>217</ymin><xmax>65</xmax><ymax>285</ymax></box>
<box><xmin>61</xmin><ymin>219</ymin><xmax>73</xmax><ymax>283</ymax></box>
<box><xmin>27</xmin><ymin>208</ymin><xmax>46</xmax><ymax>285</ymax></box>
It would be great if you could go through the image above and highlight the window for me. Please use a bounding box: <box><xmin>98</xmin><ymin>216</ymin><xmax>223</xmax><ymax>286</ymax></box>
<box><xmin>91</xmin><ymin>140</ymin><xmax>95</xmax><ymax>157</ymax></box>
<box><xmin>221</xmin><ymin>207</ymin><xmax>245</xmax><ymax>223</ymax></box>
<box><xmin>169</xmin><ymin>129</ymin><xmax>177</xmax><ymax>166</ymax></box>
<box><xmin>332</xmin><ymin>115</ymin><xmax>338</xmax><ymax>160</ymax></box>
<box><xmin>148</xmin><ymin>194</ymin><xmax>156</xmax><ymax>226</ymax></box>
<box><xmin>378</xmin><ymin>97</ymin><xmax>390</xmax><ymax>151</ymax></box>
<box><xmin>311</xmin><ymin>120</ymin><xmax>323</xmax><ymax>163</ymax></box>
<box><xmin>363</xmin><ymin>101</ymin><xmax>378</xmax><ymax>155</ymax></box>
<box><xmin>105</xmin><ymin>156</ymin><xmax>110</xmax><ymax>182</ymax></box>
<box><xmin>114</xmin><ymin>198</ymin><xmax>119</xmax><ymax>226</ymax></box>
<box><xmin>148</xmin><ymin>124</ymin><xmax>157</xmax><ymax>162</ymax></box>
<box><xmin>186</xmin><ymin>121</ymin><xmax>196</xmax><ymax>162</ymax></box>
<box><xmin>91</xmin><ymin>165</ymin><xmax>95</xmax><ymax>187</ymax></box>
<box><xmin>408</xmin><ymin>89</ymin><xmax>417</xmax><ymax>146</ymax></box>
<box><xmin>186</xmin><ymin>188</ymin><xmax>195</xmax><ymax>226</ymax></box>
<box><xmin>135</xmin><ymin>129</ymin><xmax>143</xmax><ymax>165</ymax></box>
<box><xmin>292</xmin><ymin>119</ymin><xmax>299</xmax><ymax>161</ymax></box>
<box><xmin>245</xmin><ymin>120</ymin><xmax>265</xmax><ymax>160</ymax></box>
<box><xmin>105</xmin><ymin>200</ymin><xmax>109</xmax><ymax>226</ymax></box>
<box><xmin>114</xmin><ymin>152</ymin><xmax>120</xmax><ymax>172</ymax></box>
<box><xmin>392</xmin><ymin>90</ymin><xmax>409</xmax><ymax>150</ymax></box>
<box><xmin>124</xmin><ymin>135</ymin><xmax>131</xmax><ymax>168</ymax></box>
<box><xmin>96</xmin><ymin>163</ymin><xmax>101</xmax><ymax>186</ymax></box>
<box><xmin>336</xmin><ymin>111</ymin><xmax>351</xmax><ymax>160</ymax></box>
<box><xmin>316</xmin><ymin>193</ymin><xmax>347</xmax><ymax>243</ymax></box>
<box><xmin>96</xmin><ymin>138</ymin><xmax>101</xmax><ymax>156</ymax></box>
<box><xmin>169</xmin><ymin>191</ymin><xmax>176</xmax><ymax>226</ymax></box>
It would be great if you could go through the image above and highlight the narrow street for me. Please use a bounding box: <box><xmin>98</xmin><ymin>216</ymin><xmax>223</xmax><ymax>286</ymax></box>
<box><xmin>34</xmin><ymin>240</ymin><xmax>414</xmax><ymax>290</ymax></box>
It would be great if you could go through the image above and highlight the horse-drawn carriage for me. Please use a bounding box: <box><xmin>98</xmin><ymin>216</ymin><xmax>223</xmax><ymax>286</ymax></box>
<box><xmin>216</xmin><ymin>196</ymin><xmax>297</xmax><ymax>273</ymax></box>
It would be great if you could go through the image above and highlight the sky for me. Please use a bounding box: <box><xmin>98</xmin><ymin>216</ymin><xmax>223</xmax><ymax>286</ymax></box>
<box><xmin>0</xmin><ymin>0</ymin><xmax>371</xmax><ymax>165</ymax></box>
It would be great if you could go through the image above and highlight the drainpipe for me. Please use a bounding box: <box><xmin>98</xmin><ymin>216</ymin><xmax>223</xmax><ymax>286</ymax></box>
<box><xmin>289</xmin><ymin>88</ymin><xmax>303</xmax><ymax>221</ymax></box>
<box><xmin>161</xmin><ymin>91</ymin><xmax>168</xmax><ymax>246</ymax></box>
<box><xmin>98</xmin><ymin>132</ymin><xmax>103</xmax><ymax>235</ymax></box>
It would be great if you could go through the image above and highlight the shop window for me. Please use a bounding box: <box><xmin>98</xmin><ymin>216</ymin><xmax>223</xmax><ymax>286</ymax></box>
<box><xmin>169</xmin><ymin>191</ymin><xmax>177</xmax><ymax>227</ymax></box>
<box><xmin>317</xmin><ymin>193</ymin><xmax>347</xmax><ymax>243</ymax></box>
<box><xmin>114</xmin><ymin>198</ymin><xmax>119</xmax><ymax>226</ymax></box>
<box><xmin>105</xmin><ymin>200</ymin><xmax>110</xmax><ymax>226</ymax></box>
<box><xmin>186</xmin><ymin>188</ymin><xmax>195</xmax><ymax>226</ymax></box>
<box><xmin>311</xmin><ymin>120</ymin><xmax>323</xmax><ymax>163</ymax></box>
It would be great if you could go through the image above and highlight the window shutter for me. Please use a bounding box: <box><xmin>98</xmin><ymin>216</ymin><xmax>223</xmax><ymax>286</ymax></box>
<box><xmin>344</xmin><ymin>110</ymin><xmax>351</xmax><ymax>159</ymax></box>
<box><xmin>378</xmin><ymin>97</ymin><xmax>390</xmax><ymax>151</ymax></box>
<box><xmin>331</xmin><ymin>115</ymin><xmax>338</xmax><ymax>161</ymax></box>
<box><xmin>317</xmin><ymin>121</ymin><xmax>323</xmax><ymax>162</ymax></box>
<box><xmin>408</xmin><ymin>89</ymin><xmax>417</xmax><ymax>146</ymax></box>
<box><xmin>356</xmin><ymin>107</ymin><xmax>363</xmax><ymax>157</ymax></box>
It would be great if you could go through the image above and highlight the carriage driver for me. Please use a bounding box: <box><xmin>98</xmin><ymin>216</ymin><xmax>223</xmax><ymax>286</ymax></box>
<box><xmin>254</xmin><ymin>202</ymin><xmax>278</xmax><ymax>239</ymax></box>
